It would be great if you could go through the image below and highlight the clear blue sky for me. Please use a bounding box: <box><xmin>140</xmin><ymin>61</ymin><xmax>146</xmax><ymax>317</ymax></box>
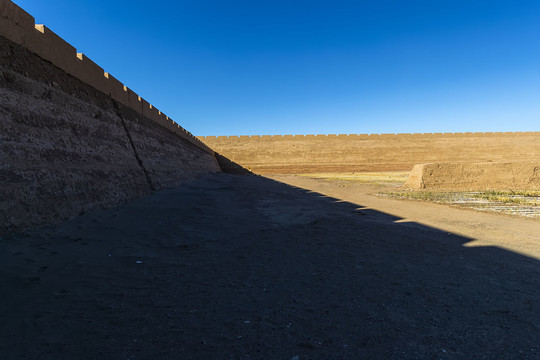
<box><xmin>14</xmin><ymin>0</ymin><xmax>540</xmax><ymax>136</ymax></box>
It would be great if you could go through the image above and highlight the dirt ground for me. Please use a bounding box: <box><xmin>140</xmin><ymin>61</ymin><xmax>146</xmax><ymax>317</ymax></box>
<box><xmin>274</xmin><ymin>174</ymin><xmax>540</xmax><ymax>259</ymax></box>
<box><xmin>1</xmin><ymin>173</ymin><xmax>539</xmax><ymax>359</ymax></box>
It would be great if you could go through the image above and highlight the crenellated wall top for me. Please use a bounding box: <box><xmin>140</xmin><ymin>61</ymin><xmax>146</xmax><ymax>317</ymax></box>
<box><xmin>0</xmin><ymin>0</ymin><xmax>212</xmax><ymax>153</ymax></box>
<box><xmin>198</xmin><ymin>131</ymin><xmax>540</xmax><ymax>141</ymax></box>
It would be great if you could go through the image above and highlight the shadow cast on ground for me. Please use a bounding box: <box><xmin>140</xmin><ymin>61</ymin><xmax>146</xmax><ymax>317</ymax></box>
<box><xmin>1</xmin><ymin>174</ymin><xmax>538</xmax><ymax>359</ymax></box>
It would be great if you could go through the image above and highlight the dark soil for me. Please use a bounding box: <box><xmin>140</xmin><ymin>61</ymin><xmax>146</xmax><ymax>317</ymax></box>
<box><xmin>1</xmin><ymin>174</ymin><xmax>539</xmax><ymax>359</ymax></box>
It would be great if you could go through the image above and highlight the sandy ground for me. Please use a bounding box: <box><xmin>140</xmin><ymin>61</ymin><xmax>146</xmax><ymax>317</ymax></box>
<box><xmin>272</xmin><ymin>175</ymin><xmax>540</xmax><ymax>260</ymax></box>
<box><xmin>1</xmin><ymin>173</ymin><xmax>539</xmax><ymax>359</ymax></box>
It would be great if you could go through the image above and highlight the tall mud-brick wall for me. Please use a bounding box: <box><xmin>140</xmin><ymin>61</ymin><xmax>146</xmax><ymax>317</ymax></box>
<box><xmin>0</xmin><ymin>0</ymin><xmax>220</xmax><ymax>234</ymax></box>
<box><xmin>199</xmin><ymin>132</ymin><xmax>540</xmax><ymax>174</ymax></box>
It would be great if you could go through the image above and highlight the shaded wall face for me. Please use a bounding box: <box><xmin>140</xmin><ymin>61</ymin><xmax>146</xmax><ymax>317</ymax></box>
<box><xmin>0</xmin><ymin>35</ymin><xmax>220</xmax><ymax>235</ymax></box>
<box><xmin>199</xmin><ymin>133</ymin><xmax>540</xmax><ymax>174</ymax></box>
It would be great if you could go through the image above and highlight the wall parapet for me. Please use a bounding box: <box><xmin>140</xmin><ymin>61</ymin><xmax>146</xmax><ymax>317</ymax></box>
<box><xmin>0</xmin><ymin>0</ymin><xmax>212</xmax><ymax>154</ymax></box>
<box><xmin>198</xmin><ymin>131</ymin><xmax>540</xmax><ymax>140</ymax></box>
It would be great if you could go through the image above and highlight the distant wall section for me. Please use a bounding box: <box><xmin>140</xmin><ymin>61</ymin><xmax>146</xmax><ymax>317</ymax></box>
<box><xmin>199</xmin><ymin>132</ymin><xmax>540</xmax><ymax>174</ymax></box>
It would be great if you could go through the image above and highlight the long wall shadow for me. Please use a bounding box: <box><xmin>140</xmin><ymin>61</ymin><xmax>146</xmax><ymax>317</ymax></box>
<box><xmin>0</xmin><ymin>173</ymin><xmax>538</xmax><ymax>359</ymax></box>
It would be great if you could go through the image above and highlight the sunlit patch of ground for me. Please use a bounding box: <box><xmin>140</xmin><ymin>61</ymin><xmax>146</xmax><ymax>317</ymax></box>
<box><xmin>380</xmin><ymin>190</ymin><xmax>540</xmax><ymax>218</ymax></box>
<box><xmin>296</xmin><ymin>172</ymin><xmax>410</xmax><ymax>186</ymax></box>
<box><xmin>296</xmin><ymin>172</ymin><xmax>540</xmax><ymax>218</ymax></box>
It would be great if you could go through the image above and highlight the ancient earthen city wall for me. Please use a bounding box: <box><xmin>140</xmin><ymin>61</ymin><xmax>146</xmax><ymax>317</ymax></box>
<box><xmin>2</xmin><ymin>0</ymin><xmax>539</xmax><ymax>234</ymax></box>
<box><xmin>199</xmin><ymin>132</ymin><xmax>540</xmax><ymax>174</ymax></box>
<box><xmin>0</xmin><ymin>0</ymin><xmax>211</xmax><ymax>153</ymax></box>
<box><xmin>0</xmin><ymin>1</ymin><xmax>221</xmax><ymax>234</ymax></box>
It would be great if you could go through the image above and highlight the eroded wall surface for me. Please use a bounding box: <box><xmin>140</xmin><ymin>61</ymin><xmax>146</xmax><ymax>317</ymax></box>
<box><xmin>0</xmin><ymin>0</ymin><xmax>211</xmax><ymax>152</ymax></box>
<box><xmin>0</xmin><ymin>2</ymin><xmax>220</xmax><ymax>234</ymax></box>
<box><xmin>404</xmin><ymin>162</ymin><xmax>540</xmax><ymax>190</ymax></box>
<box><xmin>199</xmin><ymin>132</ymin><xmax>540</xmax><ymax>174</ymax></box>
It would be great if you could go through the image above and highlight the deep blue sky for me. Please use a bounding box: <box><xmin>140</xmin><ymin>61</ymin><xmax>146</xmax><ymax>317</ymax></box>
<box><xmin>15</xmin><ymin>0</ymin><xmax>540</xmax><ymax>135</ymax></box>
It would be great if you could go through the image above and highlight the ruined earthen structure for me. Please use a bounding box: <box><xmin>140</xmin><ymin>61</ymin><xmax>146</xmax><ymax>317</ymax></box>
<box><xmin>0</xmin><ymin>0</ymin><xmax>210</xmax><ymax>151</ymax></box>
<box><xmin>0</xmin><ymin>0</ymin><xmax>220</xmax><ymax>234</ymax></box>
<box><xmin>405</xmin><ymin>162</ymin><xmax>540</xmax><ymax>190</ymax></box>
<box><xmin>1</xmin><ymin>0</ymin><xmax>539</xmax><ymax>234</ymax></box>
<box><xmin>199</xmin><ymin>132</ymin><xmax>539</xmax><ymax>174</ymax></box>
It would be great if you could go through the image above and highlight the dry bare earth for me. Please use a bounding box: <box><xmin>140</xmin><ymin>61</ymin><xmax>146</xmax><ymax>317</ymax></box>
<box><xmin>1</xmin><ymin>174</ymin><xmax>539</xmax><ymax>359</ymax></box>
<box><xmin>275</xmin><ymin>174</ymin><xmax>540</xmax><ymax>258</ymax></box>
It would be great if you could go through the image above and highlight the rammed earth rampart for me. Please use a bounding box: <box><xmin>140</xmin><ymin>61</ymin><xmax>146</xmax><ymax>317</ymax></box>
<box><xmin>199</xmin><ymin>132</ymin><xmax>540</xmax><ymax>174</ymax></box>
<box><xmin>0</xmin><ymin>0</ymin><xmax>221</xmax><ymax>235</ymax></box>
<box><xmin>0</xmin><ymin>0</ymin><xmax>211</xmax><ymax>153</ymax></box>
<box><xmin>404</xmin><ymin>162</ymin><xmax>540</xmax><ymax>190</ymax></box>
<box><xmin>1</xmin><ymin>0</ymin><xmax>539</xmax><ymax>234</ymax></box>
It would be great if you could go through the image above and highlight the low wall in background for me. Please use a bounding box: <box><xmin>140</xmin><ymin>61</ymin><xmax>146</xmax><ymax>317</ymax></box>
<box><xmin>0</xmin><ymin>1</ymin><xmax>220</xmax><ymax>234</ymax></box>
<box><xmin>404</xmin><ymin>162</ymin><xmax>540</xmax><ymax>190</ymax></box>
<box><xmin>199</xmin><ymin>132</ymin><xmax>540</xmax><ymax>174</ymax></box>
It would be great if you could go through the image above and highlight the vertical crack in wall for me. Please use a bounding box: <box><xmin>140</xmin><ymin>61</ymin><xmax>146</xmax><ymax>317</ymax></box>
<box><xmin>112</xmin><ymin>101</ymin><xmax>157</xmax><ymax>191</ymax></box>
